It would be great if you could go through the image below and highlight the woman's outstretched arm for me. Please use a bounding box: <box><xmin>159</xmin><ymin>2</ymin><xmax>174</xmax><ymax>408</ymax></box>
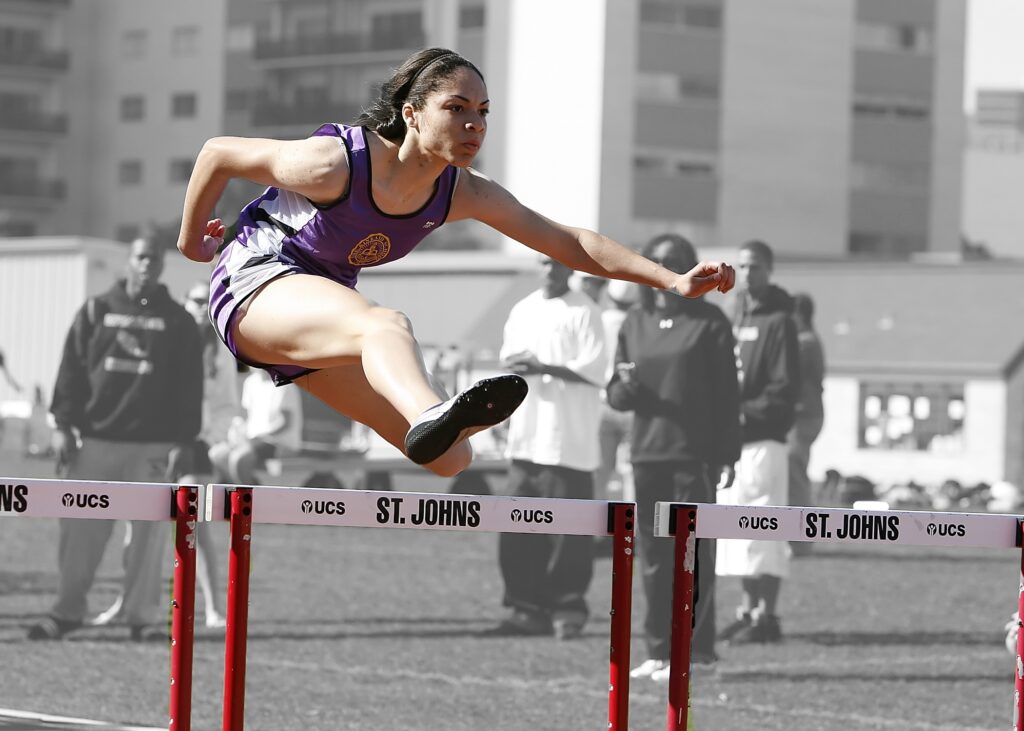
<box><xmin>452</xmin><ymin>169</ymin><xmax>734</xmax><ymax>297</ymax></box>
<box><xmin>176</xmin><ymin>135</ymin><xmax>349</xmax><ymax>262</ymax></box>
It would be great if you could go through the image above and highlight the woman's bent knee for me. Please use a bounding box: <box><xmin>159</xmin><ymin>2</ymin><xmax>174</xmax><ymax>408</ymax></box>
<box><xmin>366</xmin><ymin>306</ymin><xmax>415</xmax><ymax>338</ymax></box>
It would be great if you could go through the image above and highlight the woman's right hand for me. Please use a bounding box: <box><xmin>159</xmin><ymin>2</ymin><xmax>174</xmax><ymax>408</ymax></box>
<box><xmin>180</xmin><ymin>219</ymin><xmax>226</xmax><ymax>263</ymax></box>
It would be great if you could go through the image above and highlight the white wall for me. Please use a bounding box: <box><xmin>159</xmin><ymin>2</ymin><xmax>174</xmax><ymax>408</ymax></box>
<box><xmin>500</xmin><ymin>0</ymin><xmax>609</xmax><ymax>252</ymax></box>
<box><xmin>810</xmin><ymin>374</ymin><xmax>1007</xmax><ymax>486</ymax></box>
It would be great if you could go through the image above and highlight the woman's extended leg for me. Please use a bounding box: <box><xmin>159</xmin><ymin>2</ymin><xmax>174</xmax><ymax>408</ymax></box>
<box><xmin>297</xmin><ymin>364</ymin><xmax>471</xmax><ymax>478</ymax></box>
<box><xmin>233</xmin><ymin>274</ymin><xmax>525</xmax><ymax>467</ymax></box>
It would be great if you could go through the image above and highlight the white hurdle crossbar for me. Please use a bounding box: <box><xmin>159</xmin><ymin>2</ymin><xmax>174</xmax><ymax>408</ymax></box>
<box><xmin>205</xmin><ymin>484</ymin><xmax>637</xmax><ymax>731</ymax></box>
<box><xmin>652</xmin><ymin>502</ymin><xmax>1024</xmax><ymax>731</ymax></box>
<box><xmin>0</xmin><ymin>476</ymin><xmax>202</xmax><ymax>731</ymax></box>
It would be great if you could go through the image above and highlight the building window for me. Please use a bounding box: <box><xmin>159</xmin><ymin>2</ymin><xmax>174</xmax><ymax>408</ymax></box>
<box><xmin>856</xmin><ymin>22</ymin><xmax>933</xmax><ymax>54</ymax></box>
<box><xmin>169</xmin><ymin>158</ymin><xmax>193</xmax><ymax>184</ymax></box>
<box><xmin>639</xmin><ymin>1</ymin><xmax>722</xmax><ymax>30</ymax></box>
<box><xmin>120</xmin><ymin>95</ymin><xmax>145</xmax><ymax>122</ymax></box>
<box><xmin>116</xmin><ymin>224</ymin><xmax>141</xmax><ymax>243</ymax></box>
<box><xmin>459</xmin><ymin>5</ymin><xmax>485</xmax><ymax>29</ymax></box>
<box><xmin>226</xmin><ymin>89</ymin><xmax>250</xmax><ymax>113</ymax></box>
<box><xmin>119</xmin><ymin>160</ymin><xmax>143</xmax><ymax>186</ymax></box>
<box><xmin>0</xmin><ymin>26</ymin><xmax>43</xmax><ymax>55</ymax></box>
<box><xmin>634</xmin><ymin>150</ymin><xmax>716</xmax><ymax>178</ymax></box>
<box><xmin>853</xmin><ymin>95</ymin><xmax>930</xmax><ymax>120</ymax></box>
<box><xmin>850</xmin><ymin>161</ymin><xmax>929</xmax><ymax>193</ymax></box>
<box><xmin>121</xmin><ymin>29</ymin><xmax>147</xmax><ymax>59</ymax></box>
<box><xmin>637</xmin><ymin>72</ymin><xmax>719</xmax><ymax>103</ymax></box>
<box><xmin>848</xmin><ymin>232</ymin><xmax>927</xmax><ymax>257</ymax></box>
<box><xmin>171</xmin><ymin>26</ymin><xmax>199</xmax><ymax>57</ymax></box>
<box><xmin>171</xmin><ymin>92</ymin><xmax>197</xmax><ymax>119</ymax></box>
<box><xmin>226</xmin><ymin>24</ymin><xmax>255</xmax><ymax>53</ymax></box>
<box><xmin>0</xmin><ymin>219</ymin><xmax>35</xmax><ymax>236</ymax></box>
<box><xmin>370</xmin><ymin>11</ymin><xmax>423</xmax><ymax>49</ymax></box>
<box><xmin>859</xmin><ymin>383</ymin><xmax>965</xmax><ymax>452</ymax></box>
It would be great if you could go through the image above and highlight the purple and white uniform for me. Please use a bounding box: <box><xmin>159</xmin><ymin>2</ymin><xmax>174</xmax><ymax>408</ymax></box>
<box><xmin>209</xmin><ymin>124</ymin><xmax>459</xmax><ymax>384</ymax></box>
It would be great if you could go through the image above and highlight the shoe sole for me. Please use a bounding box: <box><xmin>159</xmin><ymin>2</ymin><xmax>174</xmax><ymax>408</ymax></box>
<box><xmin>405</xmin><ymin>375</ymin><xmax>528</xmax><ymax>465</ymax></box>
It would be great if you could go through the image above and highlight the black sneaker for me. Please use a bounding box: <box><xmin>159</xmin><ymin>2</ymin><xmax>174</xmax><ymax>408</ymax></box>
<box><xmin>27</xmin><ymin>615</ymin><xmax>82</xmax><ymax>641</ymax></box>
<box><xmin>730</xmin><ymin>613</ymin><xmax>783</xmax><ymax>644</ymax></box>
<box><xmin>716</xmin><ymin>609</ymin><xmax>752</xmax><ymax>642</ymax></box>
<box><xmin>405</xmin><ymin>375</ymin><xmax>528</xmax><ymax>465</ymax></box>
<box><xmin>481</xmin><ymin>610</ymin><xmax>552</xmax><ymax>637</ymax></box>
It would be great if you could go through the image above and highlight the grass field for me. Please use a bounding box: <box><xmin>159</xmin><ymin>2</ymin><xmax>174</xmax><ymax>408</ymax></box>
<box><xmin>1</xmin><ymin>444</ymin><xmax>1020</xmax><ymax>731</ymax></box>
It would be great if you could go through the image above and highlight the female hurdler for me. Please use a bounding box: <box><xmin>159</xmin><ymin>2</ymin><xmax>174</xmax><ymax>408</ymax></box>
<box><xmin>177</xmin><ymin>48</ymin><xmax>734</xmax><ymax>478</ymax></box>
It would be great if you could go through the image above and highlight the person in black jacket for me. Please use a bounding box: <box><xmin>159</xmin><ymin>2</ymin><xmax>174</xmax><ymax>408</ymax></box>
<box><xmin>716</xmin><ymin>239</ymin><xmax>799</xmax><ymax>645</ymax></box>
<box><xmin>28</xmin><ymin>238</ymin><xmax>204</xmax><ymax>641</ymax></box>
<box><xmin>608</xmin><ymin>234</ymin><xmax>741</xmax><ymax>681</ymax></box>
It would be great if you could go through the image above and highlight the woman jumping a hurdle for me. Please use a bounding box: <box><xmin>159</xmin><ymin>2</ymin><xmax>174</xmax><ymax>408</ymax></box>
<box><xmin>177</xmin><ymin>47</ymin><xmax>735</xmax><ymax>477</ymax></box>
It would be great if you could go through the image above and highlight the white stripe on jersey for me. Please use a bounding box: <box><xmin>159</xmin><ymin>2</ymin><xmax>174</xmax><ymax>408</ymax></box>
<box><xmin>259</xmin><ymin>188</ymin><xmax>319</xmax><ymax>234</ymax></box>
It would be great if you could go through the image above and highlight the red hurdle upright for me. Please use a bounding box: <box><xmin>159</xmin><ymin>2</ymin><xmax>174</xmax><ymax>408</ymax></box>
<box><xmin>223</xmin><ymin>487</ymin><xmax>254</xmax><ymax>731</ymax></box>
<box><xmin>170</xmin><ymin>484</ymin><xmax>200</xmax><ymax>731</ymax></box>
<box><xmin>1015</xmin><ymin>518</ymin><xmax>1024</xmax><ymax>731</ymax></box>
<box><xmin>665</xmin><ymin>503</ymin><xmax>697</xmax><ymax>731</ymax></box>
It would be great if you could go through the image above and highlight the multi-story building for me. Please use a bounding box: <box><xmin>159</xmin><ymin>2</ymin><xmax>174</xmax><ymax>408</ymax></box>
<box><xmin>0</xmin><ymin>0</ymin><xmax>968</xmax><ymax>257</ymax></box>
<box><xmin>0</xmin><ymin>0</ymin><xmax>226</xmax><ymax>242</ymax></box>
<box><xmin>0</xmin><ymin>0</ymin><xmax>73</xmax><ymax>237</ymax></box>
<box><xmin>492</xmin><ymin>0</ymin><xmax>966</xmax><ymax>257</ymax></box>
<box><xmin>82</xmin><ymin>0</ymin><xmax>227</xmax><ymax>243</ymax></box>
<box><xmin>963</xmin><ymin>88</ymin><xmax>1024</xmax><ymax>258</ymax></box>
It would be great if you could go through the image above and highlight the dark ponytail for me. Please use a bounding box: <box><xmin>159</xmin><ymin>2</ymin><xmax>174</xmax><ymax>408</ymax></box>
<box><xmin>354</xmin><ymin>48</ymin><xmax>484</xmax><ymax>142</ymax></box>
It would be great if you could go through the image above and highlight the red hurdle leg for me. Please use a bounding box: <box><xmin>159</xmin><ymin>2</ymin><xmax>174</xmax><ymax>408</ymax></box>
<box><xmin>667</xmin><ymin>504</ymin><xmax>697</xmax><ymax>731</ymax></box>
<box><xmin>170</xmin><ymin>485</ymin><xmax>199</xmax><ymax>731</ymax></box>
<box><xmin>223</xmin><ymin>487</ymin><xmax>254</xmax><ymax>731</ymax></box>
<box><xmin>1015</xmin><ymin>519</ymin><xmax>1024</xmax><ymax>731</ymax></box>
<box><xmin>608</xmin><ymin>502</ymin><xmax>636</xmax><ymax>731</ymax></box>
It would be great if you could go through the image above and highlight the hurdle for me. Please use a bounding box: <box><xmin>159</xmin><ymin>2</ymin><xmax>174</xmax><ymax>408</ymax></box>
<box><xmin>0</xmin><ymin>476</ymin><xmax>202</xmax><ymax>731</ymax></box>
<box><xmin>203</xmin><ymin>484</ymin><xmax>636</xmax><ymax>730</ymax></box>
<box><xmin>653</xmin><ymin>501</ymin><xmax>1024</xmax><ymax>731</ymax></box>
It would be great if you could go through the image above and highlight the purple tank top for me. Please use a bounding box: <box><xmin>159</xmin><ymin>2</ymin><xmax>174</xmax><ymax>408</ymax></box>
<box><xmin>232</xmin><ymin>124</ymin><xmax>458</xmax><ymax>288</ymax></box>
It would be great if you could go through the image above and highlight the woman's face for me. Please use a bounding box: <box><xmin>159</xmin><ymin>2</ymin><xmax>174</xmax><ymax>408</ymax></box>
<box><xmin>406</xmin><ymin>66</ymin><xmax>489</xmax><ymax>167</ymax></box>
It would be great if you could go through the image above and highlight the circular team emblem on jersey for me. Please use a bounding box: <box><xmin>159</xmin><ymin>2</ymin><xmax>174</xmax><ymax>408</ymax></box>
<box><xmin>349</xmin><ymin>233</ymin><xmax>391</xmax><ymax>266</ymax></box>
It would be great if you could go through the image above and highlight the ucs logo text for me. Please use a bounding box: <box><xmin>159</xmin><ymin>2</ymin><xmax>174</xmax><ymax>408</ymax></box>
<box><xmin>301</xmin><ymin>499</ymin><xmax>346</xmax><ymax>516</ymax></box>
<box><xmin>62</xmin><ymin>492</ymin><xmax>110</xmax><ymax>509</ymax></box>
<box><xmin>926</xmin><ymin>522</ymin><xmax>965</xmax><ymax>537</ymax></box>
<box><xmin>738</xmin><ymin>515</ymin><xmax>777</xmax><ymax>531</ymax></box>
<box><xmin>510</xmin><ymin>508</ymin><xmax>554</xmax><ymax>524</ymax></box>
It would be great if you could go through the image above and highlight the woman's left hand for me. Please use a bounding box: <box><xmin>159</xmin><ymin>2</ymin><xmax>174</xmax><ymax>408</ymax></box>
<box><xmin>672</xmin><ymin>261</ymin><xmax>735</xmax><ymax>298</ymax></box>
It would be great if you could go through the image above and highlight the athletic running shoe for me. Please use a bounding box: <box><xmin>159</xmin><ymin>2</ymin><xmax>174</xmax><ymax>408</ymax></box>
<box><xmin>630</xmin><ymin>658</ymin><xmax>669</xmax><ymax>679</ymax></box>
<box><xmin>730</xmin><ymin>613</ymin><xmax>783</xmax><ymax>644</ymax></box>
<box><xmin>716</xmin><ymin>608</ymin><xmax>752</xmax><ymax>642</ymax></box>
<box><xmin>404</xmin><ymin>375</ymin><xmax>528</xmax><ymax>465</ymax></box>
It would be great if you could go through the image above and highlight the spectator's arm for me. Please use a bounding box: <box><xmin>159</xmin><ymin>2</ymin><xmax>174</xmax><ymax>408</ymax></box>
<box><xmin>605</xmin><ymin>319</ymin><xmax>640</xmax><ymax>411</ymax></box>
<box><xmin>709</xmin><ymin>314</ymin><xmax>742</xmax><ymax>467</ymax></box>
<box><xmin>50</xmin><ymin>305</ymin><xmax>92</xmax><ymax>431</ymax></box>
<box><xmin>172</xmin><ymin>313</ymin><xmax>205</xmax><ymax>444</ymax></box>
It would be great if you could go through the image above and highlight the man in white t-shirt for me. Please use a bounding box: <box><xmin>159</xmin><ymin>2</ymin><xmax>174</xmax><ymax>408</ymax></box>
<box><xmin>487</xmin><ymin>256</ymin><xmax>607</xmax><ymax>640</ymax></box>
<box><xmin>211</xmin><ymin>367</ymin><xmax>302</xmax><ymax>484</ymax></box>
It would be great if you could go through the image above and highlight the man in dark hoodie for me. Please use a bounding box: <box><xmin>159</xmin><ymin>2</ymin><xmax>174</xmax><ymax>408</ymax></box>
<box><xmin>28</xmin><ymin>237</ymin><xmax>204</xmax><ymax>641</ymax></box>
<box><xmin>716</xmin><ymin>239</ymin><xmax>799</xmax><ymax>645</ymax></box>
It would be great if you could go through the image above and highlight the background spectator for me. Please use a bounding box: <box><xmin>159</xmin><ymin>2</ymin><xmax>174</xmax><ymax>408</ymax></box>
<box><xmin>716</xmin><ymin>239</ymin><xmax>799</xmax><ymax>645</ymax></box>
<box><xmin>488</xmin><ymin>256</ymin><xmax>607</xmax><ymax>640</ymax></box>
<box><xmin>27</xmin><ymin>238</ymin><xmax>203</xmax><ymax>641</ymax></box>
<box><xmin>787</xmin><ymin>292</ymin><xmax>826</xmax><ymax>554</ymax></box>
